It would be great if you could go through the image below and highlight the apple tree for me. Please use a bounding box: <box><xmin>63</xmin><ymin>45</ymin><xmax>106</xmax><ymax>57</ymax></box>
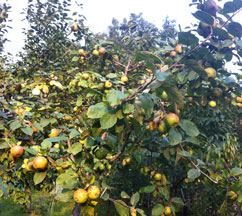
<box><xmin>0</xmin><ymin>0</ymin><xmax>242</xmax><ymax>216</ymax></box>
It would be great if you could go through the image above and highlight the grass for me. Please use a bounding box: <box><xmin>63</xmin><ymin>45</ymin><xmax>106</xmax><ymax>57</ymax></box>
<box><xmin>0</xmin><ymin>192</ymin><xmax>118</xmax><ymax>216</ymax></box>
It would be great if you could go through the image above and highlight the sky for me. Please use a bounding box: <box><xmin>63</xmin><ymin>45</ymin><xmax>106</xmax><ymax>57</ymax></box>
<box><xmin>2</xmin><ymin>0</ymin><xmax>242</xmax><ymax>73</ymax></box>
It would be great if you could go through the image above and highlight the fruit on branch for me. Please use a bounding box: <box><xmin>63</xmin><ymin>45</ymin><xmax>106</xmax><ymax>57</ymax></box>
<box><xmin>170</xmin><ymin>51</ymin><xmax>176</xmax><ymax>57</ymax></box>
<box><xmin>165</xmin><ymin>113</ymin><xmax>180</xmax><ymax>128</ymax></box>
<box><xmin>98</xmin><ymin>47</ymin><xmax>106</xmax><ymax>54</ymax></box>
<box><xmin>105</xmin><ymin>81</ymin><xmax>112</xmax><ymax>88</ymax></box>
<box><xmin>82</xmin><ymin>73</ymin><xmax>90</xmax><ymax>80</ymax></box>
<box><xmin>158</xmin><ymin>120</ymin><xmax>168</xmax><ymax>134</ymax></box>
<box><xmin>212</xmin><ymin>88</ymin><xmax>223</xmax><ymax>98</ymax></box>
<box><xmin>175</xmin><ymin>44</ymin><xmax>183</xmax><ymax>53</ymax></box>
<box><xmin>11</xmin><ymin>146</ymin><xmax>24</xmax><ymax>158</ymax></box>
<box><xmin>121</xmin><ymin>76</ymin><xmax>128</xmax><ymax>83</ymax></box>
<box><xmin>71</xmin><ymin>24</ymin><xmax>78</xmax><ymax>31</ymax></box>
<box><xmin>95</xmin><ymin>147</ymin><xmax>108</xmax><ymax>160</ymax></box>
<box><xmin>88</xmin><ymin>185</ymin><xmax>101</xmax><ymax>200</ymax></box>
<box><xmin>33</xmin><ymin>156</ymin><xmax>48</xmax><ymax>169</ymax></box>
<box><xmin>161</xmin><ymin>91</ymin><xmax>168</xmax><ymax>101</ymax></box>
<box><xmin>154</xmin><ymin>173</ymin><xmax>161</xmax><ymax>181</ymax></box>
<box><xmin>74</xmin><ymin>189</ymin><xmax>89</xmax><ymax>203</ymax></box>
<box><xmin>164</xmin><ymin>206</ymin><xmax>172</xmax><ymax>215</ymax></box>
<box><xmin>203</xmin><ymin>0</ymin><xmax>218</xmax><ymax>16</ymax></box>
<box><xmin>209</xmin><ymin>101</ymin><xmax>216</xmax><ymax>107</ymax></box>
<box><xmin>49</xmin><ymin>128</ymin><xmax>59</xmax><ymax>137</ymax></box>
<box><xmin>15</xmin><ymin>107</ymin><xmax>25</xmax><ymax>115</ymax></box>
<box><xmin>205</xmin><ymin>67</ymin><xmax>216</xmax><ymax>78</ymax></box>
<box><xmin>78</xmin><ymin>49</ymin><xmax>85</xmax><ymax>55</ymax></box>
<box><xmin>92</xmin><ymin>50</ymin><xmax>99</xmax><ymax>56</ymax></box>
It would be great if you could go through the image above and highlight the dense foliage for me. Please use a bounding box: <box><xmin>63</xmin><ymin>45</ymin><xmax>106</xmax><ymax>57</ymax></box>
<box><xmin>0</xmin><ymin>0</ymin><xmax>242</xmax><ymax>215</ymax></box>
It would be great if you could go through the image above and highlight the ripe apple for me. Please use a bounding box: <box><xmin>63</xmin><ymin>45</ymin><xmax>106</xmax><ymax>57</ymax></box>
<box><xmin>125</xmin><ymin>157</ymin><xmax>132</xmax><ymax>164</ymax></box>
<box><xmin>11</xmin><ymin>146</ymin><xmax>24</xmax><ymax>158</ymax></box>
<box><xmin>122</xmin><ymin>159</ymin><xmax>127</xmax><ymax>166</ymax></box>
<box><xmin>33</xmin><ymin>156</ymin><xmax>48</xmax><ymax>169</ymax></box>
<box><xmin>105</xmin><ymin>81</ymin><xmax>112</xmax><ymax>89</ymax></box>
<box><xmin>15</xmin><ymin>107</ymin><xmax>25</xmax><ymax>115</ymax></box>
<box><xmin>74</xmin><ymin>189</ymin><xmax>89</xmax><ymax>203</ymax></box>
<box><xmin>165</xmin><ymin>113</ymin><xmax>179</xmax><ymax>128</ymax></box>
<box><xmin>78</xmin><ymin>49</ymin><xmax>85</xmax><ymax>55</ymax></box>
<box><xmin>205</xmin><ymin>67</ymin><xmax>216</xmax><ymax>78</ymax></box>
<box><xmin>71</xmin><ymin>24</ymin><xmax>78</xmax><ymax>31</ymax></box>
<box><xmin>157</xmin><ymin>120</ymin><xmax>168</xmax><ymax>134</ymax></box>
<box><xmin>154</xmin><ymin>173</ymin><xmax>162</xmax><ymax>181</ymax></box>
<box><xmin>236</xmin><ymin>103</ymin><xmax>242</xmax><ymax>108</ymax></box>
<box><xmin>164</xmin><ymin>206</ymin><xmax>172</xmax><ymax>215</ymax></box>
<box><xmin>121</xmin><ymin>76</ymin><xmax>128</xmax><ymax>83</ymax></box>
<box><xmin>203</xmin><ymin>0</ymin><xmax>218</xmax><ymax>16</ymax></box>
<box><xmin>88</xmin><ymin>185</ymin><xmax>101</xmax><ymax>200</ymax></box>
<box><xmin>209</xmin><ymin>101</ymin><xmax>216</xmax><ymax>107</ymax></box>
<box><xmin>175</xmin><ymin>44</ymin><xmax>182</xmax><ymax>53</ymax></box>
<box><xmin>170</xmin><ymin>51</ymin><xmax>176</xmax><ymax>57</ymax></box>
<box><xmin>98</xmin><ymin>47</ymin><xmax>106</xmax><ymax>54</ymax></box>
<box><xmin>32</xmin><ymin>126</ymin><xmax>38</xmax><ymax>133</ymax></box>
<box><xmin>92</xmin><ymin>50</ymin><xmax>99</xmax><ymax>56</ymax></box>
<box><xmin>49</xmin><ymin>128</ymin><xmax>59</xmax><ymax>137</ymax></box>
<box><xmin>82</xmin><ymin>73</ymin><xmax>90</xmax><ymax>80</ymax></box>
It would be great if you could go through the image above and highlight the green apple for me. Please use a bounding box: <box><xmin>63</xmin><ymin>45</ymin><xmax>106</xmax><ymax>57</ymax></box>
<box><xmin>165</xmin><ymin>113</ymin><xmax>179</xmax><ymax>128</ymax></box>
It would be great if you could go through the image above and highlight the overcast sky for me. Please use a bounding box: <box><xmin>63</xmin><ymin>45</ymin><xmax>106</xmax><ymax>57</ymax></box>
<box><xmin>3</xmin><ymin>0</ymin><xmax>242</xmax><ymax>73</ymax></box>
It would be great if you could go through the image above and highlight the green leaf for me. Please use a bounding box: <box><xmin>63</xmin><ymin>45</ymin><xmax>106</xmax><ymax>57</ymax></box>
<box><xmin>76</xmin><ymin>96</ymin><xmax>83</xmax><ymax>106</ymax></box>
<box><xmin>77</xmin><ymin>80</ymin><xmax>88</xmax><ymax>88</ymax></box>
<box><xmin>230</xmin><ymin>167</ymin><xmax>242</xmax><ymax>176</ymax></box>
<box><xmin>135</xmin><ymin>51</ymin><xmax>161</xmax><ymax>63</ymax></box>
<box><xmin>192</xmin><ymin>10</ymin><xmax>214</xmax><ymax>25</ymax></box>
<box><xmin>238</xmin><ymin>193</ymin><xmax>242</xmax><ymax>204</ymax></box>
<box><xmin>67</xmin><ymin>142</ymin><xmax>82</xmax><ymax>155</ymax></box>
<box><xmin>185</xmin><ymin>137</ymin><xmax>200</xmax><ymax>145</ymax></box>
<box><xmin>87</xmin><ymin>103</ymin><xmax>107</xmax><ymax>119</ymax></box>
<box><xmin>179</xmin><ymin>120</ymin><xmax>199</xmax><ymax>137</ymax></box>
<box><xmin>152</xmin><ymin>204</ymin><xmax>165</xmax><ymax>216</ymax></box>
<box><xmin>155</xmin><ymin>71</ymin><xmax>169</xmax><ymax>81</ymax></box>
<box><xmin>107</xmin><ymin>90</ymin><xmax>124</xmax><ymax>106</ymax></box>
<box><xmin>100</xmin><ymin>113</ymin><xmax>117</xmax><ymax>129</ymax></box>
<box><xmin>176</xmin><ymin>72</ymin><xmax>188</xmax><ymax>84</ymax></box>
<box><xmin>72</xmin><ymin>56</ymin><xmax>79</xmax><ymax>62</ymax></box>
<box><xmin>227</xmin><ymin>22</ymin><xmax>242</xmax><ymax>38</ymax></box>
<box><xmin>113</xmin><ymin>200</ymin><xmax>129</xmax><ymax>216</ymax></box>
<box><xmin>55</xmin><ymin>191</ymin><xmax>73</xmax><ymax>202</ymax></box>
<box><xmin>40</xmin><ymin>118</ymin><xmax>52</xmax><ymax>127</ymax></box>
<box><xmin>106</xmin><ymin>73</ymin><xmax>117</xmax><ymax>79</ymax></box>
<box><xmin>45</xmin><ymin>136</ymin><xmax>68</xmax><ymax>142</ymax></box>
<box><xmin>141</xmin><ymin>185</ymin><xmax>155</xmax><ymax>193</ymax></box>
<box><xmin>121</xmin><ymin>191</ymin><xmax>130</xmax><ymax>199</ymax></box>
<box><xmin>136</xmin><ymin>208</ymin><xmax>146</xmax><ymax>216</ymax></box>
<box><xmin>188</xmin><ymin>169</ymin><xmax>200</xmax><ymax>179</ymax></box>
<box><xmin>178</xmin><ymin>31</ymin><xmax>199</xmax><ymax>47</ymax></box>
<box><xmin>141</xmin><ymin>97</ymin><xmax>154</xmax><ymax>119</ymax></box>
<box><xmin>0</xmin><ymin>139</ymin><xmax>9</xmax><ymax>149</ymax></box>
<box><xmin>159</xmin><ymin>187</ymin><xmax>170</xmax><ymax>201</ymax></box>
<box><xmin>34</xmin><ymin>171</ymin><xmax>47</xmax><ymax>185</ymax></box>
<box><xmin>130</xmin><ymin>192</ymin><xmax>140</xmax><ymax>207</ymax></box>
<box><xmin>169</xmin><ymin>128</ymin><xmax>182</xmax><ymax>146</ymax></box>
<box><xmin>218</xmin><ymin>199</ymin><xmax>227</xmax><ymax>214</ymax></box>
<box><xmin>69</xmin><ymin>129</ymin><xmax>80</xmax><ymax>139</ymax></box>
<box><xmin>21</xmin><ymin>127</ymin><xmax>33</xmax><ymax>136</ymax></box>
<box><xmin>10</xmin><ymin>121</ymin><xmax>21</xmax><ymax>131</ymax></box>
<box><xmin>123</xmin><ymin>104</ymin><xmax>134</xmax><ymax>114</ymax></box>
<box><xmin>178</xmin><ymin>151</ymin><xmax>192</xmax><ymax>158</ymax></box>
<box><xmin>172</xmin><ymin>197</ymin><xmax>184</xmax><ymax>205</ymax></box>
<box><xmin>130</xmin><ymin>118</ymin><xmax>142</xmax><ymax>136</ymax></box>
<box><xmin>41</xmin><ymin>140</ymin><xmax>52</xmax><ymax>149</ymax></box>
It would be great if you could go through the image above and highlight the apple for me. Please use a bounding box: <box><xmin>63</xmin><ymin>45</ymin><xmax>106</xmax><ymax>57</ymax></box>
<box><xmin>32</xmin><ymin>126</ymin><xmax>38</xmax><ymax>133</ymax></box>
<box><xmin>203</xmin><ymin>0</ymin><xmax>218</xmax><ymax>16</ymax></box>
<box><xmin>205</xmin><ymin>67</ymin><xmax>216</xmax><ymax>78</ymax></box>
<box><xmin>105</xmin><ymin>81</ymin><xmax>112</xmax><ymax>89</ymax></box>
<box><xmin>175</xmin><ymin>44</ymin><xmax>182</xmax><ymax>53</ymax></box>
<box><xmin>154</xmin><ymin>173</ymin><xmax>162</xmax><ymax>181</ymax></box>
<box><xmin>33</xmin><ymin>156</ymin><xmax>48</xmax><ymax>169</ymax></box>
<box><xmin>165</xmin><ymin>113</ymin><xmax>179</xmax><ymax>128</ymax></box>
<box><xmin>82</xmin><ymin>73</ymin><xmax>90</xmax><ymax>80</ymax></box>
<box><xmin>157</xmin><ymin>120</ymin><xmax>168</xmax><ymax>134</ymax></box>
<box><xmin>15</xmin><ymin>107</ymin><xmax>25</xmax><ymax>115</ymax></box>
<box><xmin>49</xmin><ymin>128</ymin><xmax>59</xmax><ymax>137</ymax></box>
<box><xmin>98</xmin><ymin>47</ymin><xmax>106</xmax><ymax>54</ymax></box>
<box><xmin>164</xmin><ymin>206</ymin><xmax>172</xmax><ymax>215</ymax></box>
<box><xmin>209</xmin><ymin>101</ymin><xmax>216</xmax><ymax>107</ymax></box>
<box><xmin>125</xmin><ymin>157</ymin><xmax>132</xmax><ymax>164</ymax></box>
<box><xmin>98</xmin><ymin>83</ymin><xmax>104</xmax><ymax>90</ymax></box>
<box><xmin>121</xmin><ymin>76</ymin><xmax>128</xmax><ymax>83</ymax></box>
<box><xmin>78</xmin><ymin>49</ymin><xmax>85</xmax><ymax>55</ymax></box>
<box><xmin>212</xmin><ymin>88</ymin><xmax>223</xmax><ymax>98</ymax></box>
<box><xmin>74</xmin><ymin>189</ymin><xmax>88</xmax><ymax>203</ymax></box>
<box><xmin>92</xmin><ymin>50</ymin><xmax>99</xmax><ymax>56</ymax></box>
<box><xmin>71</xmin><ymin>24</ymin><xmax>78</xmax><ymax>31</ymax></box>
<box><xmin>88</xmin><ymin>185</ymin><xmax>101</xmax><ymax>200</ymax></box>
<box><xmin>11</xmin><ymin>146</ymin><xmax>24</xmax><ymax>158</ymax></box>
<box><xmin>170</xmin><ymin>51</ymin><xmax>176</xmax><ymax>57</ymax></box>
